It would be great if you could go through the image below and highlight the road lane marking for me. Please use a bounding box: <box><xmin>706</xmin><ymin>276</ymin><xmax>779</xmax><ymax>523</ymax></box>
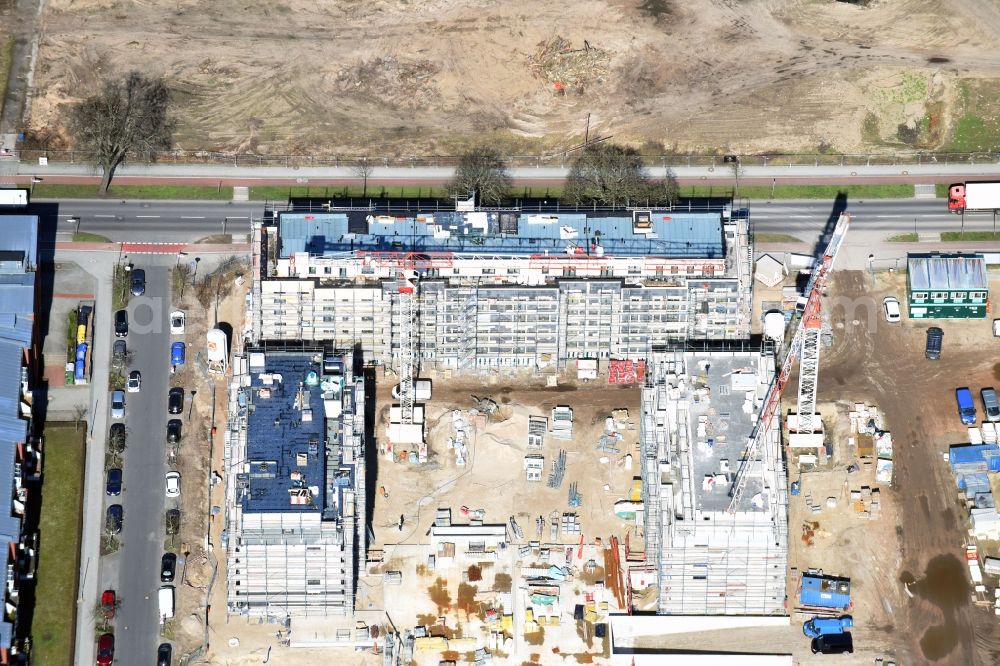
<box><xmin>95</xmin><ymin>214</ymin><xmax>114</xmax><ymax>218</ymax></box>
<box><xmin>136</xmin><ymin>215</ymin><xmax>160</xmax><ymax>218</ymax></box>
<box><xmin>180</xmin><ymin>216</ymin><xmax>205</xmax><ymax>219</ymax></box>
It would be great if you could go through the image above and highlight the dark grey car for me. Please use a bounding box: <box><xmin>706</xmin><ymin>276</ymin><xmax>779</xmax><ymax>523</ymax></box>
<box><xmin>925</xmin><ymin>327</ymin><xmax>944</xmax><ymax>360</ymax></box>
<box><xmin>130</xmin><ymin>268</ymin><xmax>145</xmax><ymax>296</ymax></box>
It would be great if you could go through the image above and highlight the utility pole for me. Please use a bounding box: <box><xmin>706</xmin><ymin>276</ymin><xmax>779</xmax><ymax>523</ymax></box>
<box><xmin>584</xmin><ymin>113</ymin><xmax>591</xmax><ymax>145</ymax></box>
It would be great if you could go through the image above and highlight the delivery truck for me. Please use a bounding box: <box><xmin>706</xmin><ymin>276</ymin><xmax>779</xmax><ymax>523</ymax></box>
<box><xmin>948</xmin><ymin>181</ymin><xmax>1000</xmax><ymax>213</ymax></box>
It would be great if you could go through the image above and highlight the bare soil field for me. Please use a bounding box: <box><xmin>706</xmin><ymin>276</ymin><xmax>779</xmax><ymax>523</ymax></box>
<box><xmin>809</xmin><ymin>269</ymin><xmax>1000</xmax><ymax>665</ymax></box>
<box><xmin>22</xmin><ymin>0</ymin><xmax>1000</xmax><ymax>155</ymax></box>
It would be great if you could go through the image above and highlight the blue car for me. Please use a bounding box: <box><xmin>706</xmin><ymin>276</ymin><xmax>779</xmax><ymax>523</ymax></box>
<box><xmin>171</xmin><ymin>342</ymin><xmax>186</xmax><ymax>367</ymax></box>
<box><xmin>803</xmin><ymin>615</ymin><xmax>853</xmax><ymax>638</ymax></box>
<box><xmin>106</xmin><ymin>468</ymin><xmax>122</xmax><ymax>496</ymax></box>
<box><xmin>957</xmin><ymin>387</ymin><xmax>977</xmax><ymax>425</ymax></box>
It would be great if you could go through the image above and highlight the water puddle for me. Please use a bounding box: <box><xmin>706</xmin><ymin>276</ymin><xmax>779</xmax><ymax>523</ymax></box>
<box><xmin>900</xmin><ymin>554</ymin><xmax>969</xmax><ymax>661</ymax></box>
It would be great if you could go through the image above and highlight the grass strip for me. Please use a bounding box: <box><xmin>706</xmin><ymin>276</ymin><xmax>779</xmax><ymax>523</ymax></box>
<box><xmin>31</xmin><ymin>181</ymin><xmax>919</xmax><ymax>202</ymax></box>
<box><xmin>34</xmin><ymin>183</ymin><xmax>232</xmax><ymax>200</ymax></box>
<box><xmin>684</xmin><ymin>184</ymin><xmax>915</xmax><ymax>199</ymax></box>
<box><xmin>941</xmin><ymin>231</ymin><xmax>1000</xmax><ymax>242</ymax></box>
<box><xmin>754</xmin><ymin>233</ymin><xmax>802</xmax><ymax>243</ymax></box>
<box><xmin>72</xmin><ymin>232</ymin><xmax>111</xmax><ymax>243</ymax></box>
<box><xmin>886</xmin><ymin>233</ymin><xmax>919</xmax><ymax>242</ymax></box>
<box><xmin>32</xmin><ymin>424</ymin><xmax>86</xmax><ymax>666</ymax></box>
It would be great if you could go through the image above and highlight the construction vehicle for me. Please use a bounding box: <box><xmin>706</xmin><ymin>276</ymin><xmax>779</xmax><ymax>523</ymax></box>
<box><xmin>948</xmin><ymin>181</ymin><xmax>1000</xmax><ymax>213</ymax></box>
<box><xmin>728</xmin><ymin>213</ymin><xmax>850</xmax><ymax>513</ymax></box>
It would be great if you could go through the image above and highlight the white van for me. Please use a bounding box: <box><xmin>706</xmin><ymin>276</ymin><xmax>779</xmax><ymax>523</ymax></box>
<box><xmin>158</xmin><ymin>585</ymin><xmax>175</xmax><ymax>623</ymax></box>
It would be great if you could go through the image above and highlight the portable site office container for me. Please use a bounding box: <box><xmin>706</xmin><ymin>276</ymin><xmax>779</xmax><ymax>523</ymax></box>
<box><xmin>907</xmin><ymin>253</ymin><xmax>989</xmax><ymax>319</ymax></box>
<box><xmin>800</xmin><ymin>574</ymin><xmax>851</xmax><ymax>610</ymax></box>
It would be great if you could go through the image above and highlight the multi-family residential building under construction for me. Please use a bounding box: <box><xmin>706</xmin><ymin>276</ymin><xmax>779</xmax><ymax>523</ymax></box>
<box><xmin>223</xmin><ymin>196</ymin><xmax>794</xmax><ymax>651</ymax></box>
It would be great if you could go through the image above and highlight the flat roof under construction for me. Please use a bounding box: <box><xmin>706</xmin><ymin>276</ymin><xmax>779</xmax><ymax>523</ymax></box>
<box><xmin>684</xmin><ymin>353</ymin><xmax>769</xmax><ymax>513</ymax></box>
<box><xmin>242</xmin><ymin>352</ymin><xmax>328</xmax><ymax>513</ymax></box>
<box><xmin>278</xmin><ymin>209</ymin><xmax>725</xmax><ymax>260</ymax></box>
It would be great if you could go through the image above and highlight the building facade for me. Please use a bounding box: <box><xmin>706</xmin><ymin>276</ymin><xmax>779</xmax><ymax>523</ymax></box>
<box><xmin>907</xmin><ymin>253</ymin><xmax>989</xmax><ymax>319</ymax></box>
<box><xmin>254</xmin><ymin>202</ymin><xmax>753</xmax><ymax>370</ymax></box>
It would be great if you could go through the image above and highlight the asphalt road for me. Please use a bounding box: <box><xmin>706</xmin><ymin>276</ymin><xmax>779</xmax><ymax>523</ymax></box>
<box><xmin>115</xmin><ymin>265</ymin><xmax>171</xmax><ymax>663</ymax></box>
<box><xmin>30</xmin><ymin>196</ymin><xmax>997</xmax><ymax>243</ymax></box>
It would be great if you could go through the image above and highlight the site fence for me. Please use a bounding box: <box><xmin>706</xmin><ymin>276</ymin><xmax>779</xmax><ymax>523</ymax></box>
<box><xmin>3</xmin><ymin>149</ymin><xmax>1000</xmax><ymax>170</ymax></box>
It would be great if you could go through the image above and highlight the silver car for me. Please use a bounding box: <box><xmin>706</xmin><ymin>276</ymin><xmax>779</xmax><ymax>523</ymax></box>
<box><xmin>110</xmin><ymin>390</ymin><xmax>126</xmax><ymax>419</ymax></box>
<box><xmin>982</xmin><ymin>388</ymin><xmax>1000</xmax><ymax>423</ymax></box>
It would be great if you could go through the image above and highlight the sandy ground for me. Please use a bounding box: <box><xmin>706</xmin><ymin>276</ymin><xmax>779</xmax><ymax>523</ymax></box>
<box><xmin>21</xmin><ymin>0</ymin><xmax>1000</xmax><ymax>155</ymax></box>
<box><xmin>808</xmin><ymin>269</ymin><xmax>1000</xmax><ymax>665</ymax></box>
<box><xmin>162</xmin><ymin>258</ymin><xmax>251</xmax><ymax>660</ymax></box>
<box><xmin>372</xmin><ymin>370</ymin><xmax>641</xmax><ymax>552</ymax></box>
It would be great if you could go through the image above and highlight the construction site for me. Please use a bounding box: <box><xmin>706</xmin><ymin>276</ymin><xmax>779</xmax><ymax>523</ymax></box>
<box><xmin>211</xmin><ymin>198</ymin><xmax>894</xmax><ymax>664</ymax></box>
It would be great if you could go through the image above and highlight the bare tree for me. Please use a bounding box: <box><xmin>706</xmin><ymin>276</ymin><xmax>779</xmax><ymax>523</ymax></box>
<box><xmin>73</xmin><ymin>404</ymin><xmax>88</xmax><ymax>432</ymax></box>
<box><xmin>107</xmin><ymin>425</ymin><xmax>127</xmax><ymax>461</ymax></box>
<box><xmin>449</xmin><ymin>146</ymin><xmax>511</xmax><ymax>205</ymax></box>
<box><xmin>70</xmin><ymin>71</ymin><xmax>175</xmax><ymax>194</ymax></box>
<box><xmin>352</xmin><ymin>159</ymin><xmax>374</xmax><ymax>197</ymax></box>
<box><xmin>563</xmin><ymin>143</ymin><xmax>676</xmax><ymax>207</ymax></box>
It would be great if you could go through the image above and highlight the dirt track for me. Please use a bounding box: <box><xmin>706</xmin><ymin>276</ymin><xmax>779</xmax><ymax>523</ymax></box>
<box><xmin>22</xmin><ymin>0</ymin><xmax>1000</xmax><ymax>155</ymax></box>
<box><xmin>818</xmin><ymin>270</ymin><xmax>1000</xmax><ymax>665</ymax></box>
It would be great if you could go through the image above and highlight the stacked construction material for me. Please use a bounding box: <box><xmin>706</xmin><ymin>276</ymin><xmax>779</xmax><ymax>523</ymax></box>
<box><xmin>608</xmin><ymin>359</ymin><xmax>646</xmax><ymax>385</ymax></box>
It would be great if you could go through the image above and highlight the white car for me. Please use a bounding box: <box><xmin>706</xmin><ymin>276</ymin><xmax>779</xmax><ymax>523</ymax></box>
<box><xmin>126</xmin><ymin>370</ymin><xmax>141</xmax><ymax>393</ymax></box>
<box><xmin>165</xmin><ymin>471</ymin><xmax>181</xmax><ymax>498</ymax></box>
<box><xmin>170</xmin><ymin>311</ymin><xmax>186</xmax><ymax>335</ymax></box>
<box><xmin>110</xmin><ymin>390</ymin><xmax>126</xmax><ymax>419</ymax></box>
<box><xmin>882</xmin><ymin>296</ymin><xmax>901</xmax><ymax>323</ymax></box>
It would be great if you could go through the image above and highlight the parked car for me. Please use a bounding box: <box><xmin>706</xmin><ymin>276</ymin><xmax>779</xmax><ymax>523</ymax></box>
<box><xmin>165</xmin><ymin>509</ymin><xmax>180</xmax><ymax>536</ymax></box>
<box><xmin>110</xmin><ymin>390</ymin><xmax>126</xmax><ymax>419</ymax></box>
<box><xmin>957</xmin><ymin>387</ymin><xmax>978</xmax><ymax>425</ymax></box>
<box><xmin>168</xmin><ymin>387</ymin><xmax>184</xmax><ymax>414</ymax></box>
<box><xmin>100</xmin><ymin>589</ymin><xmax>117</xmax><ymax>620</ymax></box>
<box><xmin>925</xmin><ymin>327</ymin><xmax>944</xmax><ymax>360</ymax></box>
<box><xmin>114</xmin><ymin>310</ymin><xmax>128</xmax><ymax>337</ymax></box>
<box><xmin>105</xmin><ymin>468</ymin><xmax>122</xmax><ymax>496</ymax></box>
<box><xmin>882</xmin><ymin>296</ymin><xmax>901</xmax><ymax>323</ymax></box>
<box><xmin>126</xmin><ymin>370</ymin><xmax>141</xmax><ymax>393</ymax></box>
<box><xmin>106</xmin><ymin>505</ymin><xmax>123</xmax><ymax>534</ymax></box>
<box><xmin>160</xmin><ymin>552</ymin><xmax>177</xmax><ymax>583</ymax></box>
<box><xmin>170</xmin><ymin>310</ymin><xmax>186</xmax><ymax>335</ymax></box>
<box><xmin>983</xmin><ymin>388</ymin><xmax>1000</xmax><ymax>423</ymax></box>
<box><xmin>167</xmin><ymin>419</ymin><xmax>182</xmax><ymax>444</ymax></box>
<box><xmin>170</xmin><ymin>342</ymin><xmax>186</xmax><ymax>369</ymax></box>
<box><xmin>130</xmin><ymin>268</ymin><xmax>146</xmax><ymax>296</ymax></box>
<box><xmin>96</xmin><ymin>633</ymin><xmax>115</xmax><ymax>666</ymax></box>
<box><xmin>165</xmin><ymin>471</ymin><xmax>181</xmax><ymax>498</ymax></box>
<box><xmin>803</xmin><ymin>616</ymin><xmax>854</xmax><ymax>638</ymax></box>
<box><xmin>810</xmin><ymin>631</ymin><xmax>854</xmax><ymax>655</ymax></box>
<box><xmin>157</xmin><ymin>643</ymin><xmax>173</xmax><ymax>666</ymax></box>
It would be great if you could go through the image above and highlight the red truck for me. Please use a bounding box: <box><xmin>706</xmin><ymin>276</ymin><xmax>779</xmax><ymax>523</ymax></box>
<box><xmin>948</xmin><ymin>181</ymin><xmax>1000</xmax><ymax>213</ymax></box>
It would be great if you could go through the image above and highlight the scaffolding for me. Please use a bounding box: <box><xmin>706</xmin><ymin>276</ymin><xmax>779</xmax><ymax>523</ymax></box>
<box><xmin>641</xmin><ymin>350</ymin><xmax>787</xmax><ymax>616</ymax></box>
<box><xmin>225</xmin><ymin>351</ymin><xmax>369</xmax><ymax>621</ymax></box>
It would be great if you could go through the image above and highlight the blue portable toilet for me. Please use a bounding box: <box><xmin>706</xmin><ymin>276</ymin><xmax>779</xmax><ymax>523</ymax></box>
<box><xmin>171</xmin><ymin>341</ymin><xmax>186</xmax><ymax>366</ymax></box>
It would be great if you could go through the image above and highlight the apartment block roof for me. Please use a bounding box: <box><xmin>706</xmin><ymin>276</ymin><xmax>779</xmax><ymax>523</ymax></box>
<box><xmin>0</xmin><ymin>216</ymin><xmax>38</xmax><ymax>268</ymax></box>
<box><xmin>278</xmin><ymin>208</ymin><xmax>725</xmax><ymax>260</ymax></box>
